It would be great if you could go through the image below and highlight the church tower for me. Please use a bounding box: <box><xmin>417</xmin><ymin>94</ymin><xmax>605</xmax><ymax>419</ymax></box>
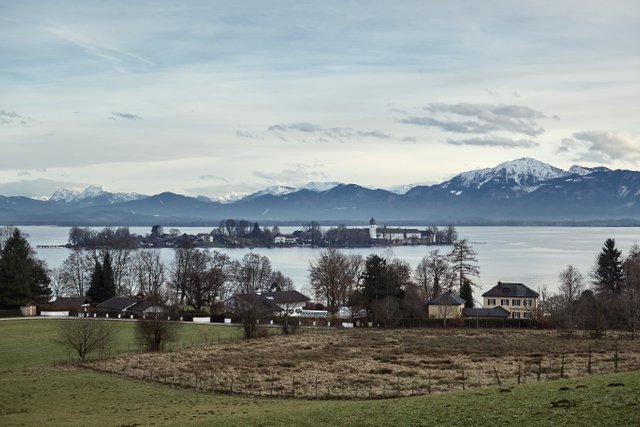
<box><xmin>369</xmin><ymin>217</ymin><xmax>377</xmax><ymax>240</ymax></box>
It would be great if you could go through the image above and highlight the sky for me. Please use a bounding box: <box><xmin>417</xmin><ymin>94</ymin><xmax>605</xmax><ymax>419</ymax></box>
<box><xmin>1</xmin><ymin>0</ymin><xmax>639</xmax><ymax>200</ymax></box>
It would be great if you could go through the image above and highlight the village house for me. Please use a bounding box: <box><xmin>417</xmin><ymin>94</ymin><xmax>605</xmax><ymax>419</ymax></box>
<box><xmin>224</xmin><ymin>290</ymin><xmax>310</xmax><ymax>317</ymax></box>
<box><xmin>273</xmin><ymin>234</ymin><xmax>299</xmax><ymax>245</ymax></box>
<box><xmin>427</xmin><ymin>292</ymin><xmax>465</xmax><ymax>320</ymax></box>
<box><xmin>368</xmin><ymin>217</ymin><xmax>433</xmax><ymax>243</ymax></box>
<box><xmin>95</xmin><ymin>296</ymin><xmax>164</xmax><ymax>318</ymax></box>
<box><xmin>482</xmin><ymin>281</ymin><xmax>539</xmax><ymax>319</ymax></box>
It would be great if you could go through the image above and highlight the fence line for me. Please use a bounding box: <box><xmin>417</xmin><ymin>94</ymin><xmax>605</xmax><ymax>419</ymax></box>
<box><xmin>77</xmin><ymin>347</ymin><xmax>640</xmax><ymax>401</ymax></box>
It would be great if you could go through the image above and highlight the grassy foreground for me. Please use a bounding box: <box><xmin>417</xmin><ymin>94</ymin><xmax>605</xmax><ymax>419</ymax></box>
<box><xmin>0</xmin><ymin>319</ymin><xmax>243</xmax><ymax>370</ymax></box>
<box><xmin>0</xmin><ymin>368</ymin><xmax>638</xmax><ymax>426</ymax></box>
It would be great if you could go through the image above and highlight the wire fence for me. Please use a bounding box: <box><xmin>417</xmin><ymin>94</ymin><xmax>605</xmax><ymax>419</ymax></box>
<box><xmin>80</xmin><ymin>344</ymin><xmax>640</xmax><ymax>400</ymax></box>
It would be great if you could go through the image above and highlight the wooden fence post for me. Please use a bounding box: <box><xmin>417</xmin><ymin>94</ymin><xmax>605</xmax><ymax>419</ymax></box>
<box><xmin>493</xmin><ymin>367</ymin><xmax>502</xmax><ymax>387</ymax></box>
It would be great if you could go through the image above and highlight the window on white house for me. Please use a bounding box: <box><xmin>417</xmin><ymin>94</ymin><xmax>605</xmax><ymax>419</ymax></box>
<box><xmin>524</xmin><ymin>299</ymin><xmax>533</xmax><ymax>306</ymax></box>
<box><xmin>512</xmin><ymin>312</ymin><xmax>521</xmax><ymax>319</ymax></box>
<box><xmin>487</xmin><ymin>299</ymin><xmax>496</xmax><ymax>305</ymax></box>
<box><xmin>501</xmin><ymin>299</ymin><xmax>510</xmax><ymax>306</ymax></box>
<box><xmin>523</xmin><ymin>311</ymin><xmax>532</xmax><ymax>319</ymax></box>
<box><xmin>512</xmin><ymin>299</ymin><xmax>521</xmax><ymax>306</ymax></box>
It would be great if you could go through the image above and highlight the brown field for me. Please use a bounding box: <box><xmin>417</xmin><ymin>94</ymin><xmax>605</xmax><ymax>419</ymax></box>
<box><xmin>94</xmin><ymin>328</ymin><xmax>640</xmax><ymax>399</ymax></box>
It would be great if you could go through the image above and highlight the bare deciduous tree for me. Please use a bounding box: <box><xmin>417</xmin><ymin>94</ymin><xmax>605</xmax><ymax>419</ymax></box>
<box><xmin>309</xmin><ymin>248</ymin><xmax>354</xmax><ymax>314</ymax></box>
<box><xmin>414</xmin><ymin>250</ymin><xmax>453</xmax><ymax>299</ymax></box>
<box><xmin>132</xmin><ymin>250</ymin><xmax>165</xmax><ymax>297</ymax></box>
<box><xmin>58</xmin><ymin>319</ymin><xmax>114</xmax><ymax>361</ymax></box>
<box><xmin>232</xmin><ymin>252</ymin><xmax>272</xmax><ymax>294</ymax></box>
<box><xmin>60</xmin><ymin>249</ymin><xmax>93</xmax><ymax>296</ymax></box>
<box><xmin>136</xmin><ymin>315</ymin><xmax>176</xmax><ymax>351</ymax></box>
<box><xmin>558</xmin><ymin>264</ymin><xmax>584</xmax><ymax>328</ymax></box>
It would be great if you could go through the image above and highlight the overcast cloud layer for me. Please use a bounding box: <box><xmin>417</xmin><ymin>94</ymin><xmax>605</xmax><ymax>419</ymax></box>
<box><xmin>1</xmin><ymin>1</ymin><xmax>639</xmax><ymax>199</ymax></box>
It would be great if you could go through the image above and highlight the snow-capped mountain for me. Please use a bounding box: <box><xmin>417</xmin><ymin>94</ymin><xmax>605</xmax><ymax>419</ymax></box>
<box><xmin>568</xmin><ymin>165</ymin><xmax>611</xmax><ymax>176</ymax></box>
<box><xmin>297</xmin><ymin>182</ymin><xmax>342</xmax><ymax>192</ymax></box>
<box><xmin>1</xmin><ymin>158</ymin><xmax>639</xmax><ymax>225</ymax></box>
<box><xmin>447</xmin><ymin>158</ymin><xmax>568</xmax><ymax>190</ymax></box>
<box><xmin>49</xmin><ymin>185</ymin><xmax>146</xmax><ymax>204</ymax></box>
<box><xmin>241</xmin><ymin>182</ymin><xmax>342</xmax><ymax>201</ymax></box>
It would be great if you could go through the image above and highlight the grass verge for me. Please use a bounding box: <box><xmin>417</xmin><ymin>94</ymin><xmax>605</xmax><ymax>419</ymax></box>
<box><xmin>0</xmin><ymin>368</ymin><xmax>638</xmax><ymax>426</ymax></box>
<box><xmin>0</xmin><ymin>319</ymin><xmax>242</xmax><ymax>370</ymax></box>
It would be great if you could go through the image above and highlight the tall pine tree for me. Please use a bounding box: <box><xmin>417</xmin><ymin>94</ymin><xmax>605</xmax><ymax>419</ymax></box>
<box><xmin>0</xmin><ymin>228</ymin><xmax>51</xmax><ymax>308</ymax></box>
<box><xmin>449</xmin><ymin>239</ymin><xmax>480</xmax><ymax>292</ymax></box>
<box><xmin>86</xmin><ymin>252</ymin><xmax>116</xmax><ymax>302</ymax></box>
<box><xmin>460</xmin><ymin>279</ymin><xmax>474</xmax><ymax>308</ymax></box>
<box><xmin>593</xmin><ymin>238</ymin><xmax>624</xmax><ymax>295</ymax></box>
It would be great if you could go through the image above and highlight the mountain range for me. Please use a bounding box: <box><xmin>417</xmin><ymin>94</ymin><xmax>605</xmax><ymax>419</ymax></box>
<box><xmin>1</xmin><ymin>158</ymin><xmax>638</xmax><ymax>226</ymax></box>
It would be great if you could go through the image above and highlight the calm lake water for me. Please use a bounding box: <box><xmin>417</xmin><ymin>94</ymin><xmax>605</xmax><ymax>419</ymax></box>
<box><xmin>17</xmin><ymin>225</ymin><xmax>640</xmax><ymax>298</ymax></box>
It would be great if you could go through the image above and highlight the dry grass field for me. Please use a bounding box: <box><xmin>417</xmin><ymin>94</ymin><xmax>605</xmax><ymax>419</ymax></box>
<box><xmin>96</xmin><ymin>328</ymin><xmax>640</xmax><ymax>399</ymax></box>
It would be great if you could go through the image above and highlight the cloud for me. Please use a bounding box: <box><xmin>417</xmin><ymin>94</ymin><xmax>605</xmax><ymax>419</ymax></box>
<box><xmin>17</xmin><ymin>171</ymin><xmax>31</xmax><ymax>177</ymax></box>
<box><xmin>253</xmin><ymin>163</ymin><xmax>327</xmax><ymax>183</ymax></box>
<box><xmin>44</xmin><ymin>25</ymin><xmax>155</xmax><ymax>69</ymax></box>
<box><xmin>267</xmin><ymin>122</ymin><xmax>394</xmax><ymax>143</ymax></box>
<box><xmin>447</xmin><ymin>136</ymin><xmax>539</xmax><ymax>148</ymax></box>
<box><xmin>400</xmin><ymin>103</ymin><xmax>546</xmax><ymax>136</ymax></box>
<box><xmin>558</xmin><ymin>131</ymin><xmax>640</xmax><ymax>163</ymax></box>
<box><xmin>401</xmin><ymin>116</ymin><xmax>498</xmax><ymax>134</ymax></box>
<box><xmin>0</xmin><ymin>110</ymin><xmax>27</xmax><ymax>125</ymax></box>
<box><xmin>268</xmin><ymin>122</ymin><xmax>322</xmax><ymax>133</ymax></box>
<box><xmin>111</xmin><ymin>112</ymin><xmax>141</xmax><ymax>120</ymax></box>
<box><xmin>199</xmin><ymin>174</ymin><xmax>226</xmax><ymax>181</ymax></box>
<box><xmin>236</xmin><ymin>130</ymin><xmax>260</xmax><ymax>139</ymax></box>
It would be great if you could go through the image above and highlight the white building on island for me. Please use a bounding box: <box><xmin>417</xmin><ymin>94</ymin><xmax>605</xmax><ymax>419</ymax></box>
<box><xmin>369</xmin><ymin>217</ymin><xmax>428</xmax><ymax>242</ymax></box>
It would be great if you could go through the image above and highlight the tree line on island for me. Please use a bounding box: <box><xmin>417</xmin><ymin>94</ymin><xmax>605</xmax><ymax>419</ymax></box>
<box><xmin>64</xmin><ymin>221</ymin><xmax>458</xmax><ymax>249</ymax></box>
<box><xmin>1</xmin><ymin>226</ymin><xmax>639</xmax><ymax>337</ymax></box>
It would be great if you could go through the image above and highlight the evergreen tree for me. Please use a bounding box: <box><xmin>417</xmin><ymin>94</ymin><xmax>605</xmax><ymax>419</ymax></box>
<box><xmin>361</xmin><ymin>254</ymin><xmax>406</xmax><ymax>327</ymax></box>
<box><xmin>86</xmin><ymin>253</ymin><xmax>116</xmax><ymax>302</ymax></box>
<box><xmin>460</xmin><ymin>279</ymin><xmax>474</xmax><ymax>308</ymax></box>
<box><xmin>362</xmin><ymin>255</ymin><xmax>389</xmax><ymax>302</ymax></box>
<box><xmin>593</xmin><ymin>238</ymin><xmax>624</xmax><ymax>295</ymax></box>
<box><xmin>0</xmin><ymin>228</ymin><xmax>52</xmax><ymax>308</ymax></box>
<box><xmin>449</xmin><ymin>239</ymin><xmax>480</xmax><ymax>291</ymax></box>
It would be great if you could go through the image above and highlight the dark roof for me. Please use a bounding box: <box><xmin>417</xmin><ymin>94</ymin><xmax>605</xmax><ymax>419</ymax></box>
<box><xmin>463</xmin><ymin>307</ymin><xmax>510</xmax><ymax>318</ymax></box>
<box><xmin>233</xmin><ymin>294</ymin><xmax>283</xmax><ymax>312</ymax></box>
<box><xmin>260</xmin><ymin>291</ymin><xmax>310</xmax><ymax>304</ymax></box>
<box><xmin>96</xmin><ymin>296</ymin><xmax>140</xmax><ymax>311</ymax></box>
<box><xmin>427</xmin><ymin>292</ymin><xmax>465</xmax><ymax>306</ymax></box>
<box><xmin>50</xmin><ymin>296</ymin><xmax>90</xmax><ymax>309</ymax></box>
<box><xmin>482</xmin><ymin>282</ymin><xmax>540</xmax><ymax>298</ymax></box>
<box><xmin>128</xmin><ymin>300</ymin><xmax>165</xmax><ymax>313</ymax></box>
<box><xmin>380</xmin><ymin>228</ymin><xmax>422</xmax><ymax>234</ymax></box>
<box><xmin>369</xmin><ymin>217</ymin><xmax>376</xmax><ymax>225</ymax></box>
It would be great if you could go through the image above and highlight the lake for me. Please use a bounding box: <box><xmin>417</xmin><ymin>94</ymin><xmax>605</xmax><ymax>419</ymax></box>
<box><xmin>16</xmin><ymin>225</ymin><xmax>640</xmax><ymax>300</ymax></box>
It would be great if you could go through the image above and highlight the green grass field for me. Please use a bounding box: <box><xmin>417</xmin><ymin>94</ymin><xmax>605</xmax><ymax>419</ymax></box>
<box><xmin>1</xmin><ymin>321</ymin><xmax>639</xmax><ymax>426</ymax></box>
<box><xmin>0</xmin><ymin>319</ymin><xmax>243</xmax><ymax>370</ymax></box>
<box><xmin>0</xmin><ymin>368</ymin><xmax>638</xmax><ymax>426</ymax></box>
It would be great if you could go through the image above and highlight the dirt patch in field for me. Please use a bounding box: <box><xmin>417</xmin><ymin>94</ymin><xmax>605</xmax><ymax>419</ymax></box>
<box><xmin>94</xmin><ymin>328</ymin><xmax>640</xmax><ymax>399</ymax></box>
